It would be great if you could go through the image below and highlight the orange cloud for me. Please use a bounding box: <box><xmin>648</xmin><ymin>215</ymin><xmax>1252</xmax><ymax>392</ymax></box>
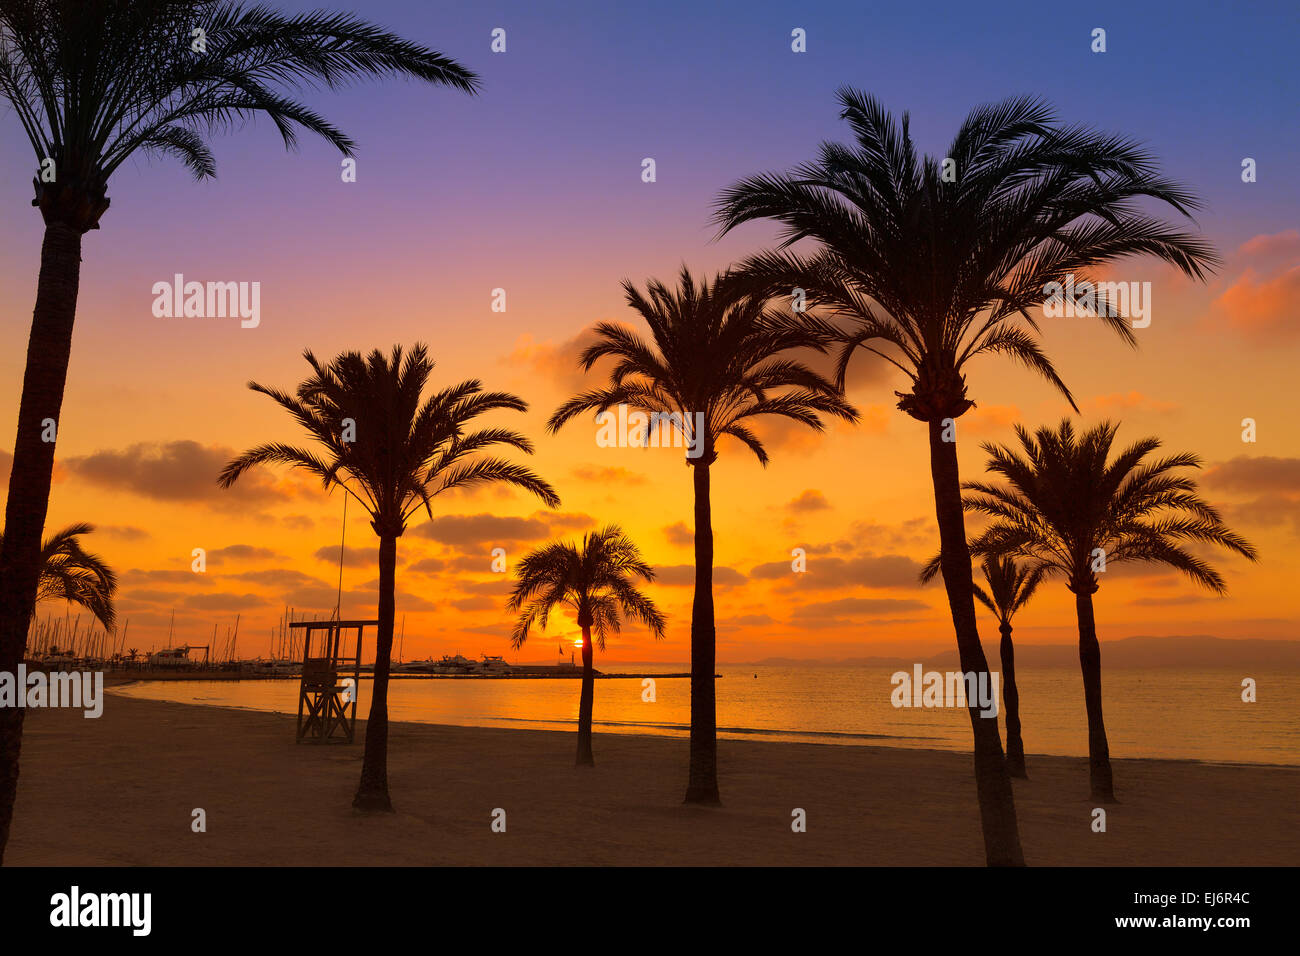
<box><xmin>1235</xmin><ymin>229</ymin><xmax>1300</xmax><ymax>264</ymax></box>
<box><xmin>59</xmin><ymin>440</ymin><xmax>301</xmax><ymax>508</ymax></box>
<box><xmin>654</xmin><ymin>564</ymin><xmax>745</xmax><ymax>586</ymax></box>
<box><xmin>787</xmin><ymin>489</ymin><xmax>831</xmax><ymax>513</ymax></box>
<box><xmin>1083</xmin><ymin>391</ymin><xmax>1178</xmax><ymax>416</ymax></box>
<box><xmin>1211</xmin><ymin>231</ymin><xmax>1300</xmax><ymax>340</ymax></box>
<box><xmin>959</xmin><ymin>404</ymin><xmax>1021</xmax><ymax>436</ymax></box>
<box><xmin>662</xmin><ymin>521</ymin><xmax>693</xmax><ymax>547</ymax></box>
<box><xmin>505</xmin><ymin>330</ymin><xmax>608</xmax><ymax>393</ymax></box>
<box><xmin>411</xmin><ymin>510</ymin><xmax>594</xmax><ymax>547</ymax></box>
<box><xmin>855</xmin><ymin>404</ymin><xmax>892</xmax><ymax>435</ymax></box>
<box><xmin>1206</xmin><ymin>456</ymin><xmax>1300</xmax><ymax>494</ymax></box>
<box><xmin>1213</xmin><ymin>265</ymin><xmax>1300</xmax><ymax>339</ymax></box>
<box><xmin>570</xmin><ymin>464</ymin><xmax>648</xmax><ymax>486</ymax></box>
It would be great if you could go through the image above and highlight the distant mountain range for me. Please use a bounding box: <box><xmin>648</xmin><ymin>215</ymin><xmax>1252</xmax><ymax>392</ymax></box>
<box><xmin>748</xmin><ymin>635</ymin><xmax>1300</xmax><ymax>669</ymax></box>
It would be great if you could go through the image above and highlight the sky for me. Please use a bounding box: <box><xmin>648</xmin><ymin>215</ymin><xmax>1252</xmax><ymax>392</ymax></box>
<box><xmin>0</xmin><ymin>0</ymin><xmax>1296</xmax><ymax>663</ymax></box>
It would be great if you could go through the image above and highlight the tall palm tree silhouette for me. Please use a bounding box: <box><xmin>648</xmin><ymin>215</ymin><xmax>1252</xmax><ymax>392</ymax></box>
<box><xmin>220</xmin><ymin>345</ymin><xmax>559</xmax><ymax>811</ymax></box>
<box><xmin>0</xmin><ymin>523</ymin><xmax>117</xmax><ymax>633</ymax></box>
<box><xmin>549</xmin><ymin>267</ymin><xmax>857</xmax><ymax>803</ymax></box>
<box><xmin>0</xmin><ymin>0</ymin><xmax>479</xmax><ymax>861</ymax></box>
<box><xmin>714</xmin><ymin>89</ymin><xmax>1218</xmax><ymax>864</ymax></box>
<box><xmin>922</xmin><ymin>555</ymin><xmax>1041</xmax><ymax>778</ymax></box>
<box><xmin>507</xmin><ymin>525</ymin><xmax>666</xmax><ymax>765</ymax></box>
<box><xmin>964</xmin><ymin>420</ymin><xmax>1257</xmax><ymax>800</ymax></box>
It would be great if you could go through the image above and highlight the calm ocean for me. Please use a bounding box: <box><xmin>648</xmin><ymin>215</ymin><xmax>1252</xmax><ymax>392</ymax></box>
<box><xmin>109</xmin><ymin>663</ymin><xmax>1300</xmax><ymax>765</ymax></box>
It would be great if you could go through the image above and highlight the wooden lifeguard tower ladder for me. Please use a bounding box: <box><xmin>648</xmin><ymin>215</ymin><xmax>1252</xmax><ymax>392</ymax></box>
<box><xmin>292</xmin><ymin>619</ymin><xmax>376</xmax><ymax>744</ymax></box>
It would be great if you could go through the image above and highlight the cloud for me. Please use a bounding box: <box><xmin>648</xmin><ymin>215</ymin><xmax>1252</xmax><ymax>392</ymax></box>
<box><xmin>394</xmin><ymin>591</ymin><xmax>438</xmax><ymax>612</ymax></box>
<box><xmin>414</xmin><ymin>513</ymin><xmax>549</xmax><ymax>545</ymax></box>
<box><xmin>1081</xmin><ymin>391</ymin><xmax>1178</xmax><ymax>416</ymax></box>
<box><xmin>182</xmin><ymin>592</ymin><xmax>270</xmax><ymax>611</ymax></box>
<box><xmin>96</xmin><ymin>525</ymin><xmax>152</xmax><ymax>542</ymax></box>
<box><xmin>1213</xmin><ymin>266</ymin><xmax>1300</xmax><ymax>340</ymax></box>
<box><xmin>654</xmin><ymin>564</ymin><xmax>746</xmax><ymax>587</ymax></box>
<box><xmin>741</xmin><ymin>413</ymin><xmax>860</xmax><ymax>458</ymax></box>
<box><xmin>60</xmin><ymin>440</ymin><xmax>296</xmax><ymax>506</ymax></box>
<box><xmin>280</xmin><ymin>584</ymin><xmax>372</xmax><ymax>611</ymax></box>
<box><xmin>229</xmin><ymin>568</ymin><xmax>328</xmax><ymax>589</ymax></box>
<box><xmin>1205</xmin><ymin>456</ymin><xmax>1300</xmax><ymax>494</ymax></box>
<box><xmin>208</xmin><ymin>544</ymin><xmax>279</xmax><ymax>565</ymax></box>
<box><xmin>1211</xmin><ymin>231</ymin><xmax>1300</xmax><ymax>341</ymax></box>
<box><xmin>118</xmin><ymin>588</ymin><xmax>183</xmax><ymax>605</ymax></box>
<box><xmin>459</xmin><ymin>578</ymin><xmax>512</xmax><ymax>595</ymax></box>
<box><xmin>1218</xmin><ymin>494</ymin><xmax>1300</xmax><ymax>537</ymax></box>
<box><xmin>789</xmin><ymin>520</ymin><xmax>931</xmax><ymax>556</ymax></box>
<box><xmin>846</xmin><ymin>404</ymin><xmax>892</xmax><ymax>436</ymax></box>
<box><xmin>787</xmin><ymin>489</ymin><xmax>830</xmax><ymax>513</ymax></box>
<box><xmin>570</xmin><ymin>464</ymin><xmax>648</xmax><ymax>486</ymax></box>
<box><xmin>412</xmin><ymin>511</ymin><xmax>593</xmax><ymax>546</ymax></box>
<box><xmin>451</xmin><ymin>596</ymin><xmax>498</xmax><ymax>612</ymax></box>
<box><xmin>846</xmin><ymin>518</ymin><xmax>932</xmax><ymax>551</ymax></box>
<box><xmin>791</xmin><ymin>597</ymin><xmax>929</xmax><ymax>619</ymax></box>
<box><xmin>1128</xmin><ymin>594</ymin><xmax>1225</xmax><ymax>607</ymax></box>
<box><xmin>1203</xmin><ymin>456</ymin><xmax>1300</xmax><ymax>536</ymax></box>
<box><xmin>1235</xmin><ymin>229</ymin><xmax>1300</xmax><ymax>263</ymax></box>
<box><xmin>451</xmin><ymin>555</ymin><xmax>506</xmax><ymax>574</ymax></box>
<box><xmin>958</xmin><ymin>405</ymin><xmax>1021</xmax><ymax>437</ymax></box>
<box><xmin>548</xmin><ymin>512</ymin><xmax>598</xmax><ymax>532</ymax></box>
<box><xmin>750</xmin><ymin>552</ymin><xmax>926</xmax><ymax>590</ymax></box>
<box><xmin>504</xmin><ymin>330</ymin><xmax>606</xmax><ymax>393</ymax></box>
<box><xmin>313</xmin><ymin>544</ymin><xmax>376</xmax><ymax>568</ymax></box>
<box><xmin>663</xmin><ymin>521</ymin><xmax>693</xmax><ymax>547</ymax></box>
<box><xmin>407</xmin><ymin>557</ymin><xmax>446</xmax><ymax>574</ymax></box>
<box><xmin>120</xmin><ymin>568</ymin><xmax>211</xmax><ymax>587</ymax></box>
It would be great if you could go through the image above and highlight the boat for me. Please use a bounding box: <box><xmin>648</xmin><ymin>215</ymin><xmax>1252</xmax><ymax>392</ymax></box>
<box><xmin>248</xmin><ymin>657</ymin><xmax>299</xmax><ymax>676</ymax></box>
<box><xmin>480</xmin><ymin>654</ymin><xmax>512</xmax><ymax>674</ymax></box>
<box><xmin>393</xmin><ymin>658</ymin><xmax>440</xmax><ymax>674</ymax></box>
<box><xmin>433</xmin><ymin>654</ymin><xmax>476</xmax><ymax>674</ymax></box>
<box><xmin>149</xmin><ymin>646</ymin><xmax>193</xmax><ymax>668</ymax></box>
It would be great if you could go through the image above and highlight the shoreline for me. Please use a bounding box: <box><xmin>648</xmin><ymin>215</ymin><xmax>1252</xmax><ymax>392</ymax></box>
<box><xmin>9</xmin><ymin>693</ymin><xmax>1298</xmax><ymax>866</ymax></box>
<box><xmin>91</xmin><ymin>670</ymin><xmax>704</xmax><ymax>683</ymax></box>
<box><xmin>103</xmin><ymin>683</ymin><xmax>1300</xmax><ymax>771</ymax></box>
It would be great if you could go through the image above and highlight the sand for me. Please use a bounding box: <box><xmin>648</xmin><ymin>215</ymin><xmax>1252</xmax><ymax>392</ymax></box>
<box><xmin>6</xmin><ymin>692</ymin><xmax>1297</xmax><ymax>866</ymax></box>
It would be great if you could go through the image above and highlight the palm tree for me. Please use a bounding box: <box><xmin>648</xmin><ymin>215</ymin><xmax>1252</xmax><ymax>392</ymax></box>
<box><xmin>507</xmin><ymin>525</ymin><xmax>666</xmax><ymax>765</ymax></box>
<box><xmin>0</xmin><ymin>0</ymin><xmax>479</xmax><ymax>863</ymax></box>
<box><xmin>922</xmin><ymin>555</ymin><xmax>1041</xmax><ymax>778</ymax></box>
<box><xmin>549</xmin><ymin>266</ymin><xmax>858</xmax><ymax>803</ymax></box>
<box><xmin>713</xmin><ymin>89</ymin><xmax>1218</xmax><ymax>864</ymax></box>
<box><xmin>963</xmin><ymin>420</ymin><xmax>1258</xmax><ymax>800</ymax></box>
<box><xmin>0</xmin><ymin>523</ymin><xmax>117</xmax><ymax>632</ymax></box>
<box><xmin>219</xmin><ymin>345</ymin><xmax>558</xmax><ymax>811</ymax></box>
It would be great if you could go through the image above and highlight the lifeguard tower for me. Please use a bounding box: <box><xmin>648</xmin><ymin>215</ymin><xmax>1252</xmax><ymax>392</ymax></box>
<box><xmin>292</xmin><ymin>619</ymin><xmax>375</xmax><ymax>744</ymax></box>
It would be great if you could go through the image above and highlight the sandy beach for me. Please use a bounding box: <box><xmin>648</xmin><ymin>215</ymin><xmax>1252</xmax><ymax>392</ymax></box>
<box><xmin>5</xmin><ymin>691</ymin><xmax>1296</xmax><ymax>867</ymax></box>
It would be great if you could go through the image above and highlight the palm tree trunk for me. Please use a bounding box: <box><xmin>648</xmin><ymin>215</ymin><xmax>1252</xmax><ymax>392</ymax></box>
<box><xmin>927</xmin><ymin>421</ymin><xmax>1024</xmax><ymax>865</ymax></box>
<box><xmin>0</xmin><ymin>221</ymin><xmax>85</xmax><ymax>864</ymax></box>
<box><xmin>1075</xmin><ymin>590</ymin><xmax>1115</xmax><ymax>802</ymax></box>
<box><xmin>353</xmin><ymin>531</ymin><xmax>397</xmax><ymax>811</ymax></box>
<box><xmin>684</xmin><ymin>461</ymin><xmax>720</xmax><ymax>804</ymax></box>
<box><xmin>576</xmin><ymin>624</ymin><xmax>595</xmax><ymax>766</ymax></box>
<box><xmin>999</xmin><ymin>623</ymin><xmax>1027</xmax><ymax>779</ymax></box>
